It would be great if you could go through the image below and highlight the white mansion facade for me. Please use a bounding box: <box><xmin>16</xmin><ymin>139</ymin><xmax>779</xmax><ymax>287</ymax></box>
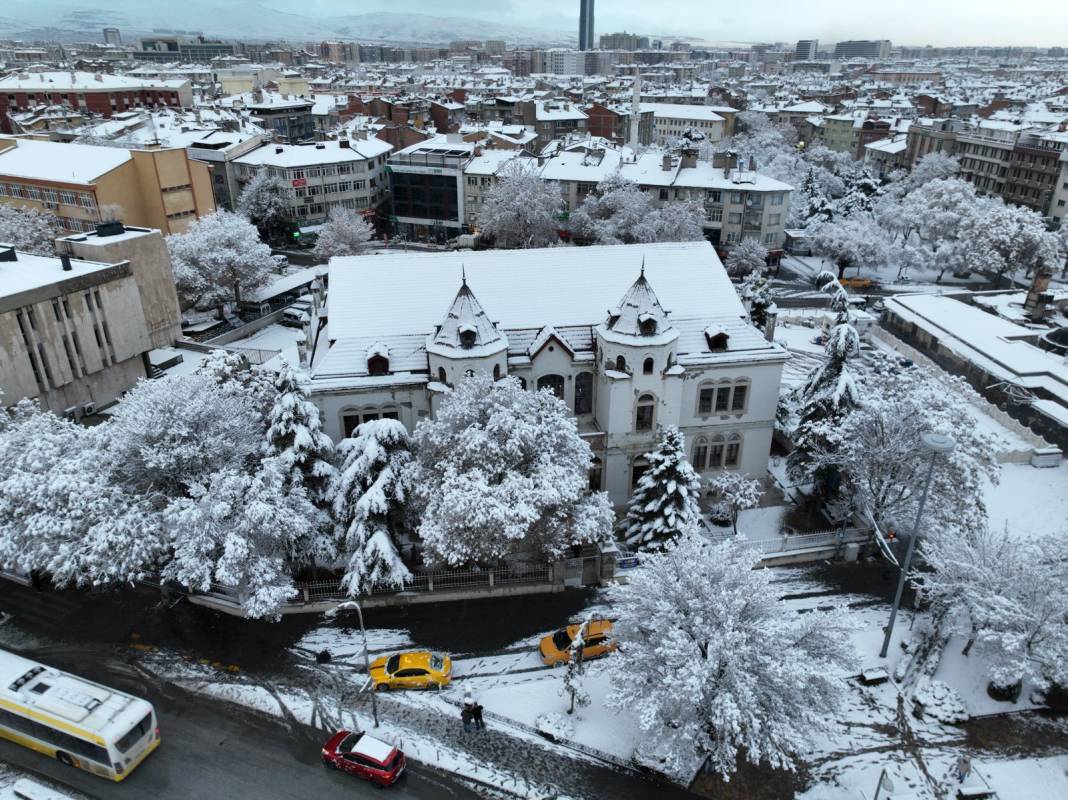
<box><xmin>309</xmin><ymin>242</ymin><xmax>787</xmax><ymax>506</ymax></box>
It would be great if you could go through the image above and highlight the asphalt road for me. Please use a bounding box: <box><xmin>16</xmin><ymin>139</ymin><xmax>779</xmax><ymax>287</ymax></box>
<box><xmin>0</xmin><ymin>650</ymin><xmax>481</xmax><ymax>800</ymax></box>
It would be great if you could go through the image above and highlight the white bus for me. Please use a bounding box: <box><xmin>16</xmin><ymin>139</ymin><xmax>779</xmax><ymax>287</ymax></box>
<box><xmin>0</xmin><ymin>650</ymin><xmax>159</xmax><ymax>781</ymax></box>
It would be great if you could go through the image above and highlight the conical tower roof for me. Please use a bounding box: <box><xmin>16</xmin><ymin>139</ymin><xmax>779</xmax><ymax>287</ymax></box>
<box><xmin>428</xmin><ymin>276</ymin><xmax>507</xmax><ymax>356</ymax></box>
<box><xmin>604</xmin><ymin>265</ymin><xmax>673</xmax><ymax>338</ymax></box>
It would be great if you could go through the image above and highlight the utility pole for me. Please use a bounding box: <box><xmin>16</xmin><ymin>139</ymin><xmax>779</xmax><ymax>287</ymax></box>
<box><xmin>879</xmin><ymin>432</ymin><xmax>955</xmax><ymax>659</ymax></box>
<box><xmin>333</xmin><ymin>600</ymin><xmax>379</xmax><ymax>728</ymax></box>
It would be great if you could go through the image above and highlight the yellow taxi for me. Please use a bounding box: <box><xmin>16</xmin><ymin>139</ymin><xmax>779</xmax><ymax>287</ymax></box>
<box><xmin>369</xmin><ymin>651</ymin><xmax>452</xmax><ymax>691</ymax></box>
<box><xmin>539</xmin><ymin>620</ymin><xmax>616</xmax><ymax>666</ymax></box>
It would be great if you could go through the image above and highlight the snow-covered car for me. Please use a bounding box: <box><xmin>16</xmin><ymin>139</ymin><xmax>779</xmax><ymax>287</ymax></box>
<box><xmin>281</xmin><ymin>303</ymin><xmax>311</xmax><ymax>327</ymax></box>
<box><xmin>321</xmin><ymin>729</ymin><xmax>405</xmax><ymax>786</ymax></box>
<box><xmin>539</xmin><ymin>620</ymin><xmax>616</xmax><ymax>666</ymax></box>
<box><xmin>369</xmin><ymin>651</ymin><xmax>451</xmax><ymax>690</ymax></box>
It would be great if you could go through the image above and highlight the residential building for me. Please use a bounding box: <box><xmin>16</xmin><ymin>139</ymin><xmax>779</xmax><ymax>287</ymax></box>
<box><xmin>0</xmin><ymin>225</ymin><xmax>182</xmax><ymax>416</ymax></box>
<box><xmin>957</xmin><ymin>120</ymin><xmax>1034</xmax><ymax>201</ymax></box>
<box><xmin>103</xmin><ymin>27</ymin><xmax>122</xmax><ymax>46</ymax></box>
<box><xmin>135</xmin><ymin>36</ymin><xmax>236</xmax><ymax>63</ymax></box>
<box><xmin>640</xmin><ymin>103</ymin><xmax>726</xmax><ymax>145</ymax></box>
<box><xmin>584</xmin><ymin>103</ymin><xmax>654</xmax><ymax>147</ymax></box>
<box><xmin>1003</xmin><ymin>130</ymin><xmax>1068</xmax><ymax>218</ymax></box>
<box><xmin>0</xmin><ymin>137</ymin><xmax>215</xmax><ymax>235</ymax></box>
<box><xmin>245</xmin><ymin>95</ymin><xmax>315</xmax><ymax>144</ymax></box>
<box><xmin>309</xmin><ymin>242</ymin><xmax>787</xmax><ymax>505</ymax></box>
<box><xmin>233</xmin><ymin>136</ymin><xmax>392</xmax><ymax>229</ymax></box>
<box><xmin>794</xmin><ymin>40</ymin><xmax>819</xmax><ymax>61</ymax></box>
<box><xmin>579</xmin><ymin>0</ymin><xmax>595</xmax><ymax>51</ymax></box>
<box><xmin>517</xmin><ymin>100</ymin><xmax>588</xmax><ymax>149</ymax></box>
<box><xmin>387</xmin><ymin>135</ymin><xmax>476</xmax><ymax>242</ymax></box>
<box><xmin>1052</xmin><ymin>150</ymin><xmax>1068</xmax><ymax>226</ymax></box>
<box><xmin>0</xmin><ymin>71</ymin><xmax>191</xmax><ymax>134</ymax></box>
<box><xmin>600</xmin><ymin>32</ymin><xmax>644</xmax><ymax>50</ymax></box>
<box><xmin>833</xmin><ymin>40</ymin><xmax>892</xmax><ymax>60</ymax></box>
<box><xmin>904</xmin><ymin>118</ymin><xmax>963</xmax><ymax>167</ymax></box>
<box><xmin>462</xmin><ymin>149</ymin><xmax>535</xmax><ymax>229</ymax></box>
<box><xmin>184</xmin><ymin>129</ymin><xmax>269</xmax><ymax>211</ymax></box>
<box><xmin>864</xmin><ymin>136</ymin><xmax>909</xmax><ymax>180</ymax></box>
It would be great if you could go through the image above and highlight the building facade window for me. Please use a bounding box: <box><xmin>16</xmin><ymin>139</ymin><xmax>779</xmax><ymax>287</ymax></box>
<box><xmin>635</xmin><ymin>393</ymin><xmax>655</xmax><ymax>432</ymax></box>
<box><xmin>642</xmin><ymin>357</ymin><xmax>654</xmax><ymax>375</ymax></box>
<box><xmin>537</xmin><ymin>373</ymin><xmax>565</xmax><ymax>400</ymax></box>
<box><xmin>693</xmin><ymin>436</ymin><xmax>709</xmax><ymax>470</ymax></box>
<box><xmin>574</xmin><ymin>371</ymin><xmax>593</xmax><ymax>415</ymax></box>
<box><xmin>614</xmin><ymin>355</ymin><xmax>627</xmax><ymax>372</ymax></box>
<box><xmin>725</xmin><ymin>433</ymin><xmax>742</xmax><ymax>467</ymax></box>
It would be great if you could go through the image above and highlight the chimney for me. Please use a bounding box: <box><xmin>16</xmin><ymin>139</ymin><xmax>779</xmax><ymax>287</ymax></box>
<box><xmin>95</xmin><ymin>221</ymin><xmax>125</xmax><ymax>237</ymax></box>
<box><xmin>275</xmin><ymin>146</ymin><xmax>284</xmax><ymax>154</ymax></box>
<box><xmin>60</xmin><ymin>254</ymin><xmax>73</xmax><ymax>271</ymax></box>
<box><xmin>339</xmin><ymin>139</ymin><xmax>350</xmax><ymax>148</ymax></box>
<box><xmin>661</xmin><ymin>153</ymin><xmax>673</xmax><ymax>171</ymax></box>
<box><xmin>1023</xmin><ymin>269</ymin><xmax>1053</xmax><ymax>322</ymax></box>
<box><xmin>764</xmin><ymin>306</ymin><xmax>778</xmax><ymax>342</ymax></box>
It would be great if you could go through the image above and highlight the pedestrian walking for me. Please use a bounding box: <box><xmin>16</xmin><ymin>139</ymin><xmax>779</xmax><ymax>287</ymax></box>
<box><xmin>461</xmin><ymin>705</ymin><xmax>473</xmax><ymax>733</ymax></box>
<box><xmin>472</xmin><ymin>701</ymin><xmax>485</xmax><ymax>732</ymax></box>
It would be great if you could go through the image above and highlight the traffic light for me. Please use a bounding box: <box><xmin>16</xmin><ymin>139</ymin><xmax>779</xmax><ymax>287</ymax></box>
<box><xmin>293</xmin><ymin>230</ymin><xmax>301</xmax><ymax>240</ymax></box>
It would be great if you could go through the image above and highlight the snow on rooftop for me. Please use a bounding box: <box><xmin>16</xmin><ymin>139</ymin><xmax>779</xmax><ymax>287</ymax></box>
<box><xmin>639</xmin><ymin>103</ymin><xmax>725</xmax><ymax>122</ymax></box>
<box><xmin>0</xmin><ymin>70</ymin><xmax>179</xmax><ymax>91</ymax></box>
<box><xmin>234</xmin><ymin>138</ymin><xmax>391</xmax><ymax>168</ymax></box>
<box><xmin>0</xmin><ymin>137</ymin><xmax>131</xmax><ymax>184</ymax></box>
<box><xmin>0</xmin><ymin>249</ymin><xmax>119</xmax><ymax>298</ymax></box>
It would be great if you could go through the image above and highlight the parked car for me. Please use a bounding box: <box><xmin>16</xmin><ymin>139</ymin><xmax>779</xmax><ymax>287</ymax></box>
<box><xmin>539</xmin><ymin>620</ymin><xmax>616</xmax><ymax>666</ymax></box>
<box><xmin>280</xmin><ymin>302</ymin><xmax>311</xmax><ymax>328</ymax></box>
<box><xmin>321</xmin><ymin>729</ymin><xmax>405</xmax><ymax>786</ymax></box>
<box><xmin>369</xmin><ymin>651</ymin><xmax>452</xmax><ymax>691</ymax></box>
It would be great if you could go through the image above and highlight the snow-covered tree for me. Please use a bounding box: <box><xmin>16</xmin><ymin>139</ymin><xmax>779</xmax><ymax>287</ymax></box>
<box><xmin>237</xmin><ymin>171</ymin><xmax>292</xmax><ymax>243</ymax></box>
<box><xmin>476</xmin><ymin>160</ymin><xmax>562</xmax><ymax>249</ymax></box>
<box><xmin>562</xmin><ymin>614</ymin><xmax>592</xmax><ymax>714</ymax></box>
<box><xmin>604</xmin><ymin>535</ymin><xmax>856</xmax><ymax>779</ymax></box>
<box><xmin>918</xmin><ymin>527</ymin><xmax>1068</xmax><ymax>691</ymax></box>
<box><xmin>835</xmin><ymin>165</ymin><xmax>882</xmax><ymax>219</ymax></box>
<box><xmin>312</xmin><ymin>207</ymin><xmax>373</xmax><ymax>260</ymax></box>
<box><xmin>407</xmin><ymin>374</ymin><xmax>614</xmax><ymax>566</ymax></box>
<box><xmin>332</xmin><ymin>420</ymin><xmax>413</xmax><ymax>596</ymax></box>
<box><xmin>621</xmin><ymin>427</ymin><xmax>702</xmax><ymax>552</ymax></box>
<box><xmin>725</xmin><ymin>237</ymin><xmax>769</xmax><ymax>278</ymax></box>
<box><xmin>266</xmin><ymin>363</ymin><xmax>337</xmax><ymax>505</ymax></box>
<box><xmin>569</xmin><ymin>173</ymin><xmax>703</xmax><ymax>245</ymax></box>
<box><xmin>960</xmin><ymin>199</ymin><xmax>1060</xmax><ymax>286</ymax></box>
<box><xmin>704</xmin><ymin>471</ymin><xmax>763</xmax><ymax>536</ymax></box>
<box><xmin>812</xmin><ymin>355</ymin><xmax>1000</xmax><ymax>541</ymax></box>
<box><xmin>196</xmin><ymin>349</ymin><xmax>279</xmax><ymax>419</ymax></box>
<box><xmin>741</xmin><ymin>270</ymin><xmax>774</xmax><ymax>330</ymax></box>
<box><xmin>106</xmin><ymin>370</ymin><xmax>264</xmax><ymax>497</ymax></box>
<box><xmin>797</xmin><ymin>167</ymin><xmax>834</xmax><ymax>224</ymax></box>
<box><xmin>166</xmin><ymin>210</ymin><xmax>275</xmax><ymax>308</ymax></box>
<box><xmin>906</xmin><ymin>152</ymin><xmax>960</xmax><ymax>189</ymax></box>
<box><xmin>163</xmin><ymin>456</ymin><xmax>312</xmax><ymax>619</ymax></box>
<box><xmin>810</xmin><ymin>215</ymin><xmax>890</xmax><ymax>279</ymax></box>
<box><xmin>0</xmin><ymin>204</ymin><xmax>62</xmax><ymax>254</ymax></box>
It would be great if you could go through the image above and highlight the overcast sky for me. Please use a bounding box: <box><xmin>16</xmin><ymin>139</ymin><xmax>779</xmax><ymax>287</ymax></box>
<box><xmin>302</xmin><ymin>0</ymin><xmax>1066</xmax><ymax>47</ymax></box>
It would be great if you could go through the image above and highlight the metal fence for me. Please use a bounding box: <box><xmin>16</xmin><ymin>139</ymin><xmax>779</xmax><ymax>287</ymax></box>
<box><xmin>726</xmin><ymin>526</ymin><xmax>870</xmax><ymax>556</ymax></box>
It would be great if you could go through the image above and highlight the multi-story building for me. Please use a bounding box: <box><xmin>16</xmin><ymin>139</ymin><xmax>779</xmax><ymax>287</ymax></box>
<box><xmin>584</xmin><ymin>103</ymin><xmax>654</xmax><ymax>147</ymax></box>
<box><xmin>0</xmin><ymin>71</ymin><xmax>191</xmax><ymax>134</ymax></box>
<box><xmin>1053</xmin><ymin>150</ymin><xmax>1068</xmax><ymax>226</ymax></box>
<box><xmin>957</xmin><ymin>120</ymin><xmax>1034</xmax><ymax>200</ymax></box>
<box><xmin>103</xmin><ymin>27</ymin><xmax>122</xmax><ymax>46</ymax></box>
<box><xmin>462</xmin><ymin>149</ymin><xmax>535</xmax><ymax>229</ymax></box>
<box><xmin>387</xmin><ymin>135</ymin><xmax>476</xmax><ymax>242</ymax></box>
<box><xmin>640</xmin><ymin>102</ymin><xmax>727</xmax><ymax>145</ymax></box>
<box><xmin>135</xmin><ymin>36</ymin><xmax>236</xmax><ymax>63</ymax></box>
<box><xmin>1003</xmin><ymin>130</ymin><xmax>1068</xmax><ymax>218</ymax></box>
<box><xmin>579</xmin><ymin>0</ymin><xmax>596</xmax><ymax>51</ymax></box>
<box><xmin>600</xmin><ymin>32</ymin><xmax>643</xmax><ymax>50</ymax></box>
<box><xmin>0</xmin><ymin>137</ymin><xmax>215</xmax><ymax>235</ymax></box>
<box><xmin>245</xmin><ymin>95</ymin><xmax>315</xmax><ymax>144</ymax></box>
<box><xmin>233</xmin><ymin>136</ymin><xmax>392</xmax><ymax>228</ymax></box>
<box><xmin>904</xmin><ymin>118</ymin><xmax>964</xmax><ymax>167</ymax></box>
<box><xmin>517</xmin><ymin>100</ymin><xmax>588</xmax><ymax>149</ymax></box>
<box><xmin>184</xmin><ymin>129</ymin><xmax>269</xmax><ymax>211</ymax></box>
<box><xmin>833</xmin><ymin>40</ymin><xmax>892</xmax><ymax>60</ymax></box>
<box><xmin>794</xmin><ymin>40</ymin><xmax>819</xmax><ymax>60</ymax></box>
<box><xmin>309</xmin><ymin>242</ymin><xmax>787</xmax><ymax>506</ymax></box>
<box><xmin>0</xmin><ymin>224</ymin><xmax>182</xmax><ymax>416</ymax></box>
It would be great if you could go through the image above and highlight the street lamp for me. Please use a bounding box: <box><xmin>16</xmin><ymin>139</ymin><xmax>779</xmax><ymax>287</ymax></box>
<box><xmin>879</xmin><ymin>432</ymin><xmax>956</xmax><ymax>659</ymax></box>
<box><xmin>332</xmin><ymin>600</ymin><xmax>379</xmax><ymax>728</ymax></box>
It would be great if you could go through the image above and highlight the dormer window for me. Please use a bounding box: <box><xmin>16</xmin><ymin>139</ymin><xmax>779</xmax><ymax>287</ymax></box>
<box><xmin>638</xmin><ymin>314</ymin><xmax>658</xmax><ymax>336</ymax></box>
<box><xmin>367</xmin><ymin>355</ymin><xmax>389</xmax><ymax>376</ymax></box>
<box><xmin>705</xmin><ymin>329</ymin><xmax>730</xmax><ymax>352</ymax></box>
<box><xmin>459</xmin><ymin>326</ymin><xmax>477</xmax><ymax>349</ymax></box>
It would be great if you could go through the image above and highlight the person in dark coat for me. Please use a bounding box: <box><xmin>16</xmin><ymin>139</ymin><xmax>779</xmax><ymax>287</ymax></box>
<box><xmin>472</xmin><ymin>702</ymin><xmax>485</xmax><ymax>731</ymax></box>
<box><xmin>461</xmin><ymin>705</ymin><xmax>473</xmax><ymax>733</ymax></box>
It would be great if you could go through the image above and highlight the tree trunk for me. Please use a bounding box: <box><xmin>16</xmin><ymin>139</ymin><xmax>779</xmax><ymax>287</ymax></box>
<box><xmin>837</xmin><ymin>258</ymin><xmax>848</xmax><ymax>279</ymax></box>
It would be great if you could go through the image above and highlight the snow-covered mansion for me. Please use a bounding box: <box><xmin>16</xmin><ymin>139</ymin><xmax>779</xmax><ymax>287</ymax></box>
<box><xmin>309</xmin><ymin>242</ymin><xmax>787</xmax><ymax>506</ymax></box>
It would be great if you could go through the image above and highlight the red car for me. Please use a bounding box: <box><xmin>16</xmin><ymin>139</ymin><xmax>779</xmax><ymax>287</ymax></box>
<box><xmin>321</xmin><ymin>729</ymin><xmax>406</xmax><ymax>787</ymax></box>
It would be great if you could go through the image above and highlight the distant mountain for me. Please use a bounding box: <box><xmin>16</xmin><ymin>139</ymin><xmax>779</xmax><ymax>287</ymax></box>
<box><xmin>0</xmin><ymin>1</ymin><xmax>575</xmax><ymax>46</ymax></box>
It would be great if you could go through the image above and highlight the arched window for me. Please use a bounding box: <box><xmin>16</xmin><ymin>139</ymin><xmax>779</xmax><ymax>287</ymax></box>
<box><xmin>635</xmin><ymin>393</ymin><xmax>655</xmax><ymax>432</ymax></box>
<box><xmin>642</xmin><ymin>357</ymin><xmax>654</xmax><ymax>375</ymax></box>
<box><xmin>342</xmin><ymin>411</ymin><xmax>361</xmax><ymax>438</ymax></box>
<box><xmin>367</xmin><ymin>354</ymin><xmax>389</xmax><ymax>376</ymax></box>
<box><xmin>631</xmin><ymin>457</ymin><xmax>649</xmax><ymax>489</ymax></box>
<box><xmin>437</xmin><ymin>367</ymin><xmax>447</xmax><ymax>384</ymax></box>
<box><xmin>731</xmin><ymin>380</ymin><xmax>750</xmax><ymax>413</ymax></box>
<box><xmin>574</xmin><ymin>371</ymin><xmax>593</xmax><ymax>415</ymax></box>
<box><xmin>714</xmin><ymin>380</ymin><xmax>732</xmax><ymax>413</ymax></box>
<box><xmin>589</xmin><ymin>455</ymin><xmax>603</xmax><ymax>491</ymax></box>
<box><xmin>517</xmin><ymin>376</ymin><xmax>528</xmax><ymax>390</ymax></box>
<box><xmin>459</xmin><ymin>328</ymin><xmax>476</xmax><ymax>349</ymax></box>
<box><xmin>709</xmin><ymin>434</ymin><xmax>725</xmax><ymax>468</ymax></box>
<box><xmin>725</xmin><ymin>433</ymin><xmax>742</xmax><ymax>467</ymax></box>
<box><xmin>537</xmin><ymin>374</ymin><xmax>565</xmax><ymax>400</ymax></box>
<box><xmin>692</xmin><ymin>436</ymin><xmax>709</xmax><ymax>470</ymax></box>
<box><xmin>493</xmin><ymin>363</ymin><xmax>502</xmax><ymax>380</ymax></box>
<box><xmin>615</xmin><ymin>355</ymin><xmax>627</xmax><ymax>373</ymax></box>
<box><xmin>381</xmin><ymin>407</ymin><xmax>400</xmax><ymax>421</ymax></box>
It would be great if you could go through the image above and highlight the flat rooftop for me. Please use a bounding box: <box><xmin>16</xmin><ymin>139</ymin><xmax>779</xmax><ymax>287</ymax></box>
<box><xmin>0</xmin><ymin>246</ymin><xmax>123</xmax><ymax>305</ymax></box>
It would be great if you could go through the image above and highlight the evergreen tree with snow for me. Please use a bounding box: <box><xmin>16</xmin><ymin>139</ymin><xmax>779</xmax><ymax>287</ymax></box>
<box><xmin>836</xmin><ymin>165</ymin><xmax>881</xmax><ymax>219</ymax></box>
<box><xmin>0</xmin><ymin>204</ymin><xmax>62</xmax><ymax>255</ymax></box>
<box><xmin>705</xmin><ymin>471</ymin><xmax>763</xmax><ymax>536</ymax></box>
<box><xmin>622</xmin><ymin>427</ymin><xmax>703</xmax><ymax>552</ymax></box>
<box><xmin>604</xmin><ymin>535</ymin><xmax>856</xmax><ymax>781</ymax></box>
<box><xmin>799</xmin><ymin>167</ymin><xmax>833</xmax><ymax>224</ymax></box>
<box><xmin>741</xmin><ymin>270</ymin><xmax>774</xmax><ymax>330</ymax></box>
<box><xmin>312</xmin><ymin>207</ymin><xmax>374</xmax><ymax>260</ymax></box>
<box><xmin>332</xmin><ymin>419</ymin><xmax>413</xmax><ymax>596</ymax></box>
<box><xmin>724</xmin><ymin>237</ymin><xmax>768</xmax><ymax>277</ymax></box>
<box><xmin>266</xmin><ymin>362</ymin><xmax>337</xmax><ymax>506</ymax></box>
<box><xmin>408</xmin><ymin>374</ymin><xmax>614</xmax><ymax>566</ymax></box>
<box><xmin>166</xmin><ymin>210</ymin><xmax>275</xmax><ymax>309</ymax></box>
<box><xmin>476</xmin><ymin>159</ymin><xmax>563</xmax><ymax>249</ymax></box>
<box><xmin>237</xmin><ymin>171</ymin><xmax>293</xmax><ymax>244</ymax></box>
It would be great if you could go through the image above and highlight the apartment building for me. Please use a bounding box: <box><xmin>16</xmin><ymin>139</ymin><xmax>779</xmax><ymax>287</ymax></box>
<box><xmin>0</xmin><ymin>225</ymin><xmax>181</xmax><ymax>416</ymax></box>
<box><xmin>233</xmin><ymin>136</ymin><xmax>392</xmax><ymax>228</ymax></box>
<box><xmin>904</xmin><ymin>118</ymin><xmax>964</xmax><ymax>167</ymax></box>
<box><xmin>516</xmin><ymin>100</ymin><xmax>588</xmax><ymax>150</ymax></box>
<box><xmin>833</xmin><ymin>40</ymin><xmax>892</xmax><ymax>60</ymax></box>
<box><xmin>584</xmin><ymin>103</ymin><xmax>654</xmax><ymax>147</ymax></box>
<box><xmin>0</xmin><ymin>137</ymin><xmax>215</xmax><ymax>235</ymax></box>
<box><xmin>387</xmin><ymin>135</ymin><xmax>476</xmax><ymax>243</ymax></box>
<box><xmin>1002</xmin><ymin>130</ymin><xmax>1068</xmax><ymax>218</ymax></box>
<box><xmin>957</xmin><ymin>121</ymin><xmax>1034</xmax><ymax>202</ymax></box>
<box><xmin>640</xmin><ymin>103</ymin><xmax>727</xmax><ymax>145</ymax></box>
<box><xmin>0</xmin><ymin>71</ymin><xmax>191</xmax><ymax>134</ymax></box>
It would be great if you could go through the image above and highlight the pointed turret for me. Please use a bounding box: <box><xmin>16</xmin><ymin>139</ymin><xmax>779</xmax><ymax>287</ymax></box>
<box><xmin>604</xmin><ymin>264</ymin><xmax>673</xmax><ymax>338</ymax></box>
<box><xmin>427</xmin><ymin>276</ymin><xmax>507</xmax><ymax>356</ymax></box>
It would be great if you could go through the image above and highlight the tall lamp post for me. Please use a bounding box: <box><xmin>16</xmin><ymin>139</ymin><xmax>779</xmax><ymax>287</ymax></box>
<box><xmin>879</xmin><ymin>432</ymin><xmax>956</xmax><ymax>659</ymax></box>
<box><xmin>333</xmin><ymin>600</ymin><xmax>379</xmax><ymax>728</ymax></box>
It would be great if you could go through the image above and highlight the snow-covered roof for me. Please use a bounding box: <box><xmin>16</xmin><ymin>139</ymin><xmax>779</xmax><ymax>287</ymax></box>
<box><xmin>0</xmin><ymin>248</ymin><xmax>121</xmax><ymax>299</ymax></box>
<box><xmin>603</xmin><ymin>271</ymin><xmax>674</xmax><ymax>339</ymax></box>
<box><xmin>234</xmin><ymin>138</ymin><xmax>391</xmax><ymax>168</ymax></box>
<box><xmin>427</xmin><ymin>278</ymin><xmax>507</xmax><ymax>357</ymax></box>
<box><xmin>0</xmin><ymin>137</ymin><xmax>131</xmax><ymax>184</ymax></box>
<box><xmin>0</xmin><ymin>71</ymin><xmax>181</xmax><ymax>92</ymax></box>
<box><xmin>639</xmin><ymin>103</ymin><xmax>725</xmax><ymax>123</ymax></box>
<box><xmin>864</xmin><ymin>137</ymin><xmax>908</xmax><ymax>154</ymax></box>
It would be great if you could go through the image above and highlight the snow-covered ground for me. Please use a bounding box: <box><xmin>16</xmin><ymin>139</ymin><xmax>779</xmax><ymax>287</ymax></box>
<box><xmin>226</xmin><ymin>323</ymin><xmax>306</xmax><ymax>369</ymax></box>
<box><xmin>985</xmin><ymin>460</ymin><xmax>1068</xmax><ymax>540</ymax></box>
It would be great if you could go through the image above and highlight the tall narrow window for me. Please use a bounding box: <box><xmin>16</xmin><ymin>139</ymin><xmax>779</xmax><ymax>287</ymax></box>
<box><xmin>725</xmin><ymin>434</ymin><xmax>742</xmax><ymax>467</ymax></box>
<box><xmin>574</xmin><ymin>372</ymin><xmax>593</xmax><ymax>415</ymax></box>
<box><xmin>643</xmin><ymin>357</ymin><xmax>654</xmax><ymax>375</ymax></box>
<box><xmin>714</xmin><ymin>384</ymin><xmax>731</xmax><ymax>412</ymax></box>
<box><xmin>698</xmin><ymin>384</ymin><xmax>715</xmax><ymax>414</ymax></box>
<box><xmin>437</xmin><ymin>367</ymin><xmax>447</xmax><ymax>384</ymax></box>
<box><xmin>709</xmin><ymin>435</ymin><xmax>725</xmax><ymax>468</ymax></box>
<box><xmin>692</xmin><ymin>437</ymin><xmax>709</xmax><ymax>470</ymax></box>
<box><xmin>731</xmin><ymin>383</ymin><xmax>748</xmax><ymax>412</ymax></box>
<box><xmin>615</xmin><ymin>355</ymin><xmax>627</xmax><ymax>373</ymax></box>
<box><xmin>635</xmin><ymin>394</ymin><xmax>655</xmax><ymax>432</ymax></box>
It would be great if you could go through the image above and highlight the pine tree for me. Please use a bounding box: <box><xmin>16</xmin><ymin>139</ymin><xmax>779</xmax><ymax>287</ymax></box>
<box><xmin>332</xmin><ymin>420</ymin><xmax>413</xmax><ymax>596</ymax></box>
<box><xmin>742</xmin><ymin>271</ymin><xmax>774</xmax><ymax>330</ymax></box>
<box><xmin>266</xmin><ymin>362</ymin><xmax>337</xmax><ymax>504</ymax></box>
<box><xmin>800</xmin><ymin>167</ymin><xmax>833</xmax><ymax>224</ymax></box>
<box><xmin>622</xmin><ymin>427</ymin><xmax>703</xmax><ymax>552</ymax></box>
